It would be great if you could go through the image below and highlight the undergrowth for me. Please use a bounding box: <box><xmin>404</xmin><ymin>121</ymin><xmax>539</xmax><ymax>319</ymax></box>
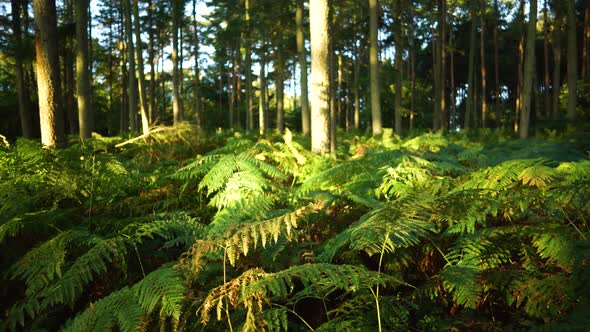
<box><xmin>1</xmin><ymin>127</ymin><xmax>589</xmax><ymax>331</ymax></box>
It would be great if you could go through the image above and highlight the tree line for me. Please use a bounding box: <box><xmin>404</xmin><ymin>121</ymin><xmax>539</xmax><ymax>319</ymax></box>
<box><xmin>1</xmin><ymin>0</ymin><xmax>589</xmax><ymax>149</ymax></box>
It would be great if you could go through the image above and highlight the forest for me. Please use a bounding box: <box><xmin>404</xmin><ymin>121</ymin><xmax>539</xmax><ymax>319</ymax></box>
<box><xmin>0</xmin><ymin>0</ymin><xmax>589</xmax><ymax>331</ymax></box>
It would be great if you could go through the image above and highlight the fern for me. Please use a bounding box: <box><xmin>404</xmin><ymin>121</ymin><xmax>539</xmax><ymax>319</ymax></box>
<box><xmin>438</xmin><ymin>263</ymin><xmax>482</xmax><ymax>309</ymax></box>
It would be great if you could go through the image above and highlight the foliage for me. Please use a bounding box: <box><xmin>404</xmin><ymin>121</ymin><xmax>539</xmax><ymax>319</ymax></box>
<box><xmin>1</xmin><ymin>131</ymin><xmax>589</xmax><ymax>331</ymax></box>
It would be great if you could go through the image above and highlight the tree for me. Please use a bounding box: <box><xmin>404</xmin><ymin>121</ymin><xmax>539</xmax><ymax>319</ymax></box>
<box><xmin>75</xmin><ymin>0</ymin><xmax>92</xmax><ymax>140</ymax></box>
<box><xmin>11</xmin><ymin>0</ymin><xmax>33</xmax><ymax>138</ymax></box>
<box><xmin>132</xmin><ymin>0</ymin><xmax>151</xmax><ymax>135</ymax></box>
<box><xmin>465</xmin><ymin>0</ymin><xmax>477</xmax><ymax>129</ymax></box>
<box><xmin>296</xmin><ymin>0</ymin><xmax>310</xmax><ymax>136</ymax></box>
<box><xmin>566</xmin><ymin>0</ymin><xmax>577</xmax><ymax>122</ymax></box>
<box><xmin>123</xmin><ymin>0</ymin><xmax>138</xmax><ymax>133</ymax></box>
<box><xmin>172</xmin><ymin>0</ymin><xmax>184</xmax><ymax>125</ymax></box>
<box><xmin>480</xmin><ymin>0</ymin><xmax>487</xmax><ymax>128</ymax></box>
<box><xmin>369</xmin><ymin>0</ymin><xmax>382</xmax><ymax>136</ymax></box>
<box><xmin>520</xmin><ymin>0</ymin><xmax>536</xmax><ymax>138</ymax></box>
<box><xmin>192</xmin><ymin>0</ymin><xmax>201</xmax><ymax>128</ymax></box>
<box><xmin>310</xmin><ymin>0</ymin><xmax>331</xmax><ymax>153</ymax></box>
<box><xmin>33</xmin><ymin>0</ymin><xmax>65</xmax><ymax>147</ymax></box>
<box><xmin>393</xmin><ymin>0</ymin><xmax>403</xmax><ymax>135</ymax></box>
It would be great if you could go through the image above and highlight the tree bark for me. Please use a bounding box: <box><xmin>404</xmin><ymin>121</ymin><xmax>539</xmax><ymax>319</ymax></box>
<box><xmin>259</xmin><ymin>38</ymin><xmax>267</xmax><ymax>135</ymax></box>
<box><xmin>520</xmin><ymin>0</ymin><xmax>536</xmax><ymax>138</ymax></box>
<box><xmin>480</xmin><ymin>0</ymin><xmax>487</xmax><ymax>128</ymax></box>
<box><xmin>583</xmin><ymin>0</ymin><xmax>589</xmax><ymax>79</ymax></box>
<box><xmin>566</xmin><ymin>0</ymin><xmax>577</xmax><ymax>122</ymax></box>
<box><xmin>552</xmin><ymin>11</ymin><xmax>563</xmax><ymax>121</ymax></box>
<box><xmin>543</xmin><ymin>0</ymin><xmax>550</xmax><ymax>120</ymax></box>
<box><xmin>245</xmin><ymin>0</ymin><xmax>254</xmax><ymax>130</ymax></box>
<box><xmin>493</xmin><ymin>0</ymin><xmax>500</xmax><ymax>127</ymax></box>
<box><xmin>310</xmin><ymin>0</ymin><xmax>331</xmax><ymax>153</ymax></box>
<box><xmin>192</xmin><ymin>0</ymin><xmax>201</xmax><ymax>128</ymax></box>
<box><xmin>123</xmin><ymin>0</ymin><xmax>138</xmax><ymax>133</ymax></box>
<box><xmin>369</xmin><ymin>0</ymin><xmax>382</xmax><ymax>136</ymax></box>
<box><xmin>132</xmin><ymin>0</ymin><xmax>150</xmax><ymax>135</ymax></box>
<box><xmin>296</xmin><ymin>0</ymin><xmax>310</xmax><ymax>136</ymax></box>
<box><xmin>276</xmin><ymin>48</ymin><xmax>285</xmax><ymax>134</ymax></box>
<box><xmin>11</xmin><ymin>0</ymin><xmax>33</xmax><ymax>138</ymax></box>
<box><xmin>515</xmin><ymin>0</ymin><xmax>524</xmax><ymax>133</ymax></box>
<box><xmin>465</xmin><ymin>0</ymin><xmax>477</xmax><ymax>129</ymax></box>
<box><xmin>393</xmin><ymin>0</ymin><xmax>403</xmax><ymax>135</ymax></box>
<box><xmin>34</xmin><ymin>0</ymin><xmax>65</xmax><ymax>147</ymax></box>
<box><xmin>76</xmin><ymin>0</ymin><xmax>93</xmax><ymax>140</ymax></box>
<box><xmin>172</xmin><ymin>0</ymin><xmax>183</xmax><ymax>125</ymax></box>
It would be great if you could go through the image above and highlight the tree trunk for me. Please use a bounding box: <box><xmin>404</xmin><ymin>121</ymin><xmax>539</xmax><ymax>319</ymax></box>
<box><xmin>123</xmin><ymin>0</ymin><xmax>138</xmax><ymax>133</ymax></box>
<box><xmin>520</xmin><ymin>0</ymin><xmax>536</xmax><ymax>138</ymax></box>
<box><xmin>440</xmin><ymin>0</ymin><xmax>447</xmax><ymax>130</ymax></box>
<box><xmin>245</xmin><ymin>0</ymin><xmax>254</xmax><ymax>130</ymax></box>
<box><xmin>119</xmin><ymin>5</ymin><xmax>129</xmax><ymax>133</ymax></box>
<box><xmin>515</xmin><ymin>0</ymin><xmax>524</xmax><ymax>133</ymax></box>
<box><xmin>566</xmin><ymin>0</ymin><xmax>577</xmax><ymax>122</ymax></box>
<box><xmin>552</xmin><ymin>12</ymin><xmax>563</xmax><ymax>121</ymax></box>
<box><xmin>465</xmin><ymin>0</ymin><xmax>477</xmax><ymax>129</ymax></box>
<box><xmin>276</xmin><ymin>49</ymin><xmax>285</xmax><ymax>134</ymax></box>
<box><xmin>132</xmin><ymin>0</ymin><xmax>150</xmax><ymax>135</ymax></box>
<box><xmin>11</xmin><ymin>0</ymin><xmax>33</xmax><ymax>138</ymax></box>
<box><xmin>259</xmin><ymin>38</ymin><xmax>267</xmax><ymax>135</ymax></box>
<box><xmin>148</xmin><ymin>0</ymin><xmax>156</xmax><ymax>124</ymax></box>
<box><xmin>353</xmin><ymin>8</ymin><xmax>361</xmax><ymax>131</ymax></box>
<box><xmin>296</xmin><ymin>0</ymin><xmax>310</xmax><ymax>136</ymax></box>
<box><xmin>369</xmin><ymin>0</ymin><xmax>382</xmax><ymax>136</ymax></box>
<box><xmin>64</xmin><ymin>0</ymin><xmax>77</xmax><ymax>135</ymax></box>
<box><xmin>583</xmin><ymin>0</ymin><xmax>589</xmax><ymax>79</ymax></box>
<box><xmin>393</xmin><ymin>0</ymin><xmax>403</xmax><ymax>135</ymax></box>
<box><xmin>192</xmin><ymin>0</ymin><xmax>201</xmax><ymax>128</ymax></box>
<box><xmin>34</xmin><ymin>0</ymin><xmax>65</xmax><ymax>147</ymax></box>
<box><xmin>409</xmin><ymin>3</ymin><xmax>416</xmax><ymax>130</ymax></box>
<box><xmin>493</xmin><ymin>0</ymin><xmax>500</xmax><ymax>127</ymax></box>
<box><xmin>480</xmin><ymin>0</ymin><xmax>487</xmax><ymax>128</ymax></box>
<box><xmin>449</xmin><ymin>0</ymin><xmax>456</xmax><ymax>130</ymax></box>
<box><xmin>172</xmin><ymin>0</ymin><xmax>183</xmax><ymax>125</ymax></box>
<box><xmin>310</xmin><ymin>0</ymin><xmax>331</xmax><ymax>153</ymax></box>
<box><xmin>76</xmin><ymin>0</ymin><xmax>92</xmax><ymax>140</ymax></box>
<box><xmin>543</xmin><ymin>0</ymin><xmax>550</xmax><ymax>120</ymax></box>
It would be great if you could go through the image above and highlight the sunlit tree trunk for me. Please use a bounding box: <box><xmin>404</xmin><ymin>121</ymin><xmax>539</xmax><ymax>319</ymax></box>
<box><xmin>119</xmin><ymin>5</ymin><xmax>129</xmax><ymax>133</ymax></box>
<box><xmin>520</xmin><ymin>0</ymin><xmax>536</xmax><ymax>138</ymax></box>
<box><xmin>449</xmin><ymin>0</ymin><xmax>456</xmax><ymax>130</ymax></box>
<box><xmin>369</xmin><ymin>0</ymin><xmax>382</xmax><ymax>136</ymax></box>
<box><xmin>296</xmin><ymin>0</ymin><xmax>310</xmax><ymax>136</ymax></box>
<box><xmin>566</xmin><ymin>0</ymin><xmax>577</xmax><ymax>122</ymax></box>
<box><xmin>245</xmin><ymin>0</ymin><xmax>254</xmax><ymax>130</ymax></box>
<box><xmin>148</xmin><ymin>0</ymin><xmax>156</xmax><ymax>124</ymax></box>
<box><xmin>132</xmin><ymin>0</ymin><xmax>150</xmax><ymax>135</ymax></box>
<box><xmin>123</xmin><ymin>0</ymin><xmax>138</xmax><ymax>133</ymax></box>
<box><xmin>353</xmin><ymin>9</ymin><xmax>361</xmax><ymax>131</ymax></box>
<box><xmin>76</xmin><ymin>0</ymin><xmax>92</xmax><ymax>140</ymax></box>
<box><xmin>440</xmin><ymin>0</ymin><xmax>447</xmax><ymax>130</ymax></box>
<box><xmin>310</xmin><ymin>0</ymin><xmax>330</xmax><ymax>153</ymax></box>
<box><xmin>480</xmin><ymin>0</ymin><xmax>487</xmax><ymax>128</ymax></box>
<box><xmin>11</xmin><ymin>0</ymin><xmax>33</xmax><ymax>138</ymax></box>
<box><xmin>172</xmin><ymin>0</ymin><xmax>183</xmax><ymax>125</ymax></box>
<box><xmin>465</xmin><ymin>0</ymin><xmax>477</xmax><ymax>129</ymax></box>
<box><xmin>393</xmin><ymin>0</ymin><xmax>403</xmax><ymax>135</ymax></box>
<box><xmin>33</xmin><ymin>0</ymin><xmax>65</xmax><ymax>147</ymax></box>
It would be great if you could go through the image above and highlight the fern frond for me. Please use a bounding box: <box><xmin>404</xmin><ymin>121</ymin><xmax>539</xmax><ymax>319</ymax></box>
<box><xmin>438</xmin><ymin>263</ymin><xmax>482</xmax><ymax>309</ymax></box>
<box><xmin>132</xmin><ymin>266</ymin><xmax>186</xmax><ymax>319</ymax></box>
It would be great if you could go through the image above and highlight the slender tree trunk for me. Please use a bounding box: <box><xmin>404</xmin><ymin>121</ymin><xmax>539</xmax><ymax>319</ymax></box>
<box><xmin>566</xmin><ymin>0</ymin><xmax>577</xmax><ymax>122</ymax></box>
<box><xmin>192</xmin><ymin>0</ymin><xmax>201</xmax><ymax>128</ymax></box>
<box><xmin>552</xmin><ymin>12</ymin><xmax>563</xmax><ymax>121</ymax></box>
<box><xmin>11</xmin><ymin>0</ymin><xmax>33</xmax><ymax>138</ymax></box>
<box><xmin>276</xmin><ymin>48</ymin><xmax>285</xmax><ymax>133</ymax></box>
<box><xmin>493</xmin><ymin>0</ymin><xmax>500</xmax><ymax>127</ymax></box>
<box><xmin>310</xmin><ymin>0</ymin><xmax>331</xmax><ymax>153</ymax></box>
<box><xmin>64</xmin><ymin>0</ymin><xmax>77</xmax><ymax>135</ymax></box>
<box><xmin>480</xmin><ymin>0</ymin><xmax>487</xmax><ymax>128</ymax></box>
<box><xmin>353</xmin><ymin>9</ymin><xmax>361</xmax><ymax>131</ymax></box>
<box><xmin>465</xmin><ymin>0</ymin><xmax>477</xmax><ymax>129</ymax></box>
<box><xmin>329</xmin><ymin>10</ymin><xmax>336</xmax><ymax>155</ymax></box>
<box><xmin>337</xmin><ymin>53</ymin><xmax>343</xmax><ymax>133</ymax></box>
<box><xmin>172</xmin><ymin>0</ymin><xmax>183</xmax><ymax>125</ymax></box>
<box><xmin>582</xmin><ymin>0</ymin><xmax>589</xmax><ymax>79</ymax></box>
<box><xmin>245</xmin><ymin>0</ymin><xmax>254</xmax><ymax>130</ymax></box>
<box><xmin>119</xmin><ymin>6</ymin><xmax>129</xmax><ymax>133</ymax></box>
<box><xmin>33</xmin><ymin>0</ymin><xmax>65</xmax><ymax>147</ymax></box>
<box><xmin>123</xmin><ymin>0</ymin><xmax>138</xmax><ymax>133</ymax></box>
<box><xmin>520</xmin><ymin>0</ymin><xmax>537</xmax><ymax>138</ymax></box>
<box><xmin>148</xmin><ymin>0</ymin><xmax>156</xmax><ymax>124</ymax></box>
<box><xmin>296</xmin><ymin>0</ymin><xmax>310</xmax><ymax>136</ymax></box>
<box><xmin>393</xmin><ymin>0</ymin><xmax>403</xmax><ymax>135</ymax></box>
<box><xmin>132</xmin><ymin>0</ymin><xmax>150</xmax><ymax>135</ymax></box>
<box><xmin>409</xmin><ymin>4</ymin><xmax>416</xmax><ymax>130</ymax></box>
<box><xmin>542</xmin><ymin>0</ymin><xmax>550</xmax><ymax>120</ymax></box>
<box><xmin>515</xmin><ymin>0</ymin><xmax>524</xmax><ymax>133</ymax></box>
<box><xmin>432</xmin><ymin>22</ymin><xmax>440</xmax><ymax>131</ymax></box>
<box><xmin>76</xmin><ymin>0</ymin><xmax>92</xmax><ymax>140</ymax></box>
<box><xmin>449</xmin><ymin>0</ymin><xmax>456</xmax><ymax>130</ymax></box>
<box><xmin>440</xmin><ymin>0</ymin><xmax>447</xmax><ymax>130</ymax></box>
<box><xmin>228</xmin><ymin>47</ymin><xmax>235</xmax><ymax>129</ymax></box>
<box><xmin>369</xmin><ymin>0</ymin><xmax>382</xmax><ymax>136</ymax></box>
<box><xmin>259</xmin><ymin>38</ymin><xmax>267</xmax><ymax>135</ymax></box>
